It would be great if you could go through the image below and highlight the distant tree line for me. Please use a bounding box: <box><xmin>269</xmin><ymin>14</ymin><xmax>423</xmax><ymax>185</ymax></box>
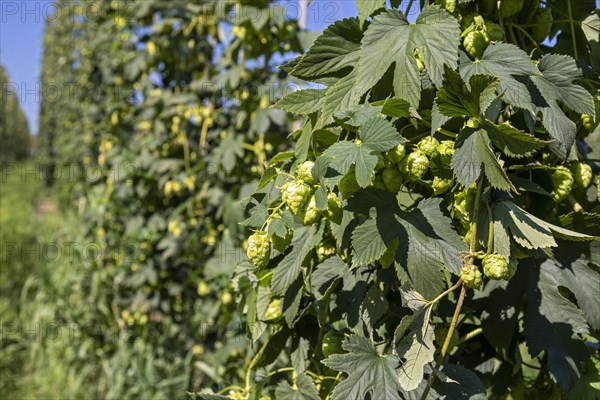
<box><xmin>0</xmin><ymin>65</ymin><xmax>31</xmax><ymax>162</ymax></box>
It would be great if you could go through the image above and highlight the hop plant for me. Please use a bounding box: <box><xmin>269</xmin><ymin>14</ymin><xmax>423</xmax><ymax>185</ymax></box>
<box><xmin>482</xmin><ymin>254</ymin><xmax>515</xmax><ymax>280</ymax></box>
<box><xmin>282</xmin><ymin>179</ymin><xmax>312</xmax><ymax>214</ymax></box>
<box><xmin>317</xmin><ymin>243</ymin><xmax>336</xmax><ymax>262</ymax></box>
<box><xmin>551</xmin><ymin>166</ymin><xmax>574</xmax><ymax>203</ymax></box>
<box><xmin>464</xmin><ymin>30</ymin><xmax>488</xmax><ymax>59</ymax></box>
<box><xmin>383</xmin><ymin>168</ymin><xmax>403</xmax><ymax>192</ymax></box>
<box><xmin>387</xmin><ymin>143</ymin><xmax>406</xmax><ymax>164</ymax></box>
<box><xmin>433</xmin><ymin>177</ymin><xmax>454</xmax><ymax>195</ymax></box>
<box><xmin>460</xmin><ymin>264</ymin><xmax>483</xmax><ymax>289</ymax></box>
<box><xmin>297</xmin><ymin>160</ymin><xmax>316</xmax><ymax>184</ymax></box>
<box><xmin>326</xmin><ymin>192</ymin><xmax>343</xmax><ymax>223</ymax></box>
<box><xmin>302</xmin><ymin>195</ymin><xmax>320</xmax><ymax>225</ymax></box>
<box><xmin>405</xmin><ymin>151</ymin><xmax>430</xmax><ymax>179</ymax></box>
<box><xmin>571</xmin><ymin>162</ymin><xmax>593</xmax><ymax>188</ymax></box>
<box><xmin>246</xmin><ymin>231</ymin><xmax>271</xmax><ymax>268</ymax></box>
<box><xmin>417</xmin><ymin>136</ymin><xmax>440</xmax><ymax>157</ymax></box>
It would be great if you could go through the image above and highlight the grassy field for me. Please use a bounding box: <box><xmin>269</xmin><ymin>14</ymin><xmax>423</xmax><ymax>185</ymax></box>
<box><xmin>0</xmin><ymin>161</ymin><xmax>95</xmax><ymax>398</ymax></box>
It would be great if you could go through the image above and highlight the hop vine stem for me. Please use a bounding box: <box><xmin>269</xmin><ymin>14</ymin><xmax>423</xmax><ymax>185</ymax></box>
<box><xmin>421</xmin><ymin>179</ymin><xmax>484</xmax><ymax>400</ymax></box>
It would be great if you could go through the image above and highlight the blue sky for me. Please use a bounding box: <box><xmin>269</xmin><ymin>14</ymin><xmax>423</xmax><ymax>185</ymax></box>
<box><xmin>1</xmin><ymin>1</ymin><xmax>418</xmax><ymax>135</ymax></box>
<box><xmin>1</xmin><ymin>0</ymin><xmax>53</xmax><ymax>135</ymax></box>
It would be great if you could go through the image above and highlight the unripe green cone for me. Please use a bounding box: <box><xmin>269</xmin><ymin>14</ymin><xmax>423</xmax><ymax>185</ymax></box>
<box><xmin>453</xmin><ymin>186</ymin><xmax>476</xmax><ymax>226</ymax></box>
<box><xmin>461</xmin><ymin>13</ymin><xmax>484</xmax><ymax>30</ymax></box>
<box><xmin>326</xmin><ymin>192</ymin><xmax>343</xmax><ymax>224</ymax></box>
<box><xmin>581</xmin><ymin>114</ymin><xmax>596</xmax><ymax>132</ymax></box>
<box><xmin>264</xmin><ymin>298</ymin><xmax>282</xmax><ymax>321</ymax></box>
<box><xmin>433</xmin><ymin>176</ymin><xmax>454</xmax><ymax>195</ymax></box>
<box><xmin>531</xmin><ymin>8</ymin><xmax>553</xmax><ymax>42</ymax></box>
<box><xmin>338</xmin><ymin>170</ymin><xmax>360</xmax><ymax>198</ymax></box>
<box><xmin>296</xmin><ymin>160</ymin><xmax>316</xmax><ymax>184</ymax></box>
<box><xmin>282</xmin><ymin>179</ymin><xmax>312</xmax><ymax>214</ymax></box>
<box><xmin>317</xmin><ymin>243</ymin><xmax>336</xmax><ymax>262</ymax></box>
<box><xmin>387</xmin><ymin>143</ymin><xmax>406</xmax><ymax>164</ymax></box>
<box><xmin>482</xmin><ymin>254</ymin><xmax>514</xmax><ymax>280</ymax></box>
<box><xmin>436</xmin><ymin>0</ymin><xmax>456</xmax><ymax>13</ymax></box>
<box><xmin>551</xmin><ymin>166</ymin><xmax>574</xmax><ymax>203</ymax></box>
<box><xmin>302</xmin><ymin>195</ymin><xmax>320</xmax><ymax>225</ymax></box>
<box><xmin>417</xmin><ymin>136</ymin><xmax>440</xmax><ymax>157</ymax></box>
<box><xmin>246</xmin><ymin>231</ymin><xmax>271</xmax><ymax>268</ymax></box>
<box><xmin>383</xmin><ymin>168</ymin><xmax>403</xmax><ymax>192</ymax></box>
<box><xmin>464</xmin><ymin>30</ymin><xmax>488</xmax><ymax>59</ymax></box>
<box><xmin>405</xmin><ymin>151</ymin><xmax>430</xmax><ymax>179</ymax></box>
<box><xmin>322</xmin><ymin>332</ymin><xmax>344</xmax><ymax>357</ymax></box>
<box><xmin>461</xmin><ymin>264</ymin><xmax>483</xmax><ymax>289</ymax></box>
<box><xmin>437</xmin><ymin>140</ymin><xmax>455</xmax><ymax>156</ymax></box>
<box><xmin>571</xmin><ymin>162</ymin><xmax>593</xmax><ymax>188</ymax></box>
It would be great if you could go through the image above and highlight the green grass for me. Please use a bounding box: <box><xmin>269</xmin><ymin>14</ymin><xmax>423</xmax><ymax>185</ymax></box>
<box><xmin>0</xmin><ymin>160</ymin><xmax>96</xmax><ymax>399</ymax></box>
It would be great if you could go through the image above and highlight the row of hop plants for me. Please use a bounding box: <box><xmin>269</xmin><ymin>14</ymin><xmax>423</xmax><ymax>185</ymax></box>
<box><xmin>36</xmin><ymin>0</ymin><xmax>312</xmax><ymax>397</ymax></box>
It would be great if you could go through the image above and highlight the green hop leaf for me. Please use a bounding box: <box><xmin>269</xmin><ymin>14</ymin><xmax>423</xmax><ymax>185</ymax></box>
<box><xmin>246</xmin><ymin>231</ymin><xmax>271</xmax><ymax>268</ymax></box>
<box><xmin>323</xmin><ymin>335</ymin><xmax>403</xmax><ymax>400</ymax></box>
<box><xmin>482</xmin><ymin>254</ymin><xmax>515</xmax><ymax>280</ymax></box>
<box><xmin>271</xmin><ymin>232</ymin><xmax>292</xmax><ymax>253</ymax></box>
<box><xmin>302</xmin><ymin>195</ymin><xmax>320</xmax><ymax>225</ymax></box>
<box><xmin>464</xmin><ymin>30</ymin><xmax>488</xmax><ymax>59</ymax></box>
<box><xmin>405</xmin><ymin>150</ymin><xmax>430</xmax><ymax>179</ymax></box>
<box><xmin>571</xmin><ymin>162</ymin><xmax>593</xmax><ymax>188</ymax></box>
<box><xmin>297</xmin><ymin>160</ymin><xmax>316</xmax><ymax>184</ymax></box>
<box><xmin>484</xmin><ymin>21</ymin><xmax>504</xmax><ymax>41</ymax></box>
<box><xmin>338</xmin><ymin>168</ymin><xmax>361</xmax><ymax>198</ymax></box>
<box><xmin>501</xmin><ymin>0</ymin><xmax>524</xmax><ymax>17</ymax></box>
<box><xmin>460</xmin><ymin>264</ymin><xmax>483</xmax><ymax>289</ymax></box>
<box><xmin>352</xmin><ymin>6</ymin><xmax>461</xmax><ymax>108</ymax></box>
<box><xmin>382</xmin><ymin>167</ymin><xmax>403</xmax><ymax>192</ymax></box>
<box><xmin>551</xmin><ymin>166</ymin><xmax>574</xmax><ymax>203</ymax></box>
<box><xmin>417</xmin><ymin>136</ymin><xmax>440</xmax><ymax>157</ymax></box>
<box><xmin>531</xmin><ymin>7</ymin><xmax>553</xmax><ymax>42</ymax></box>
<box><xmin>433</xmin><ymin>176</ymin><xmax>454</xmax><ymax>195</ymax></box>
<box><xmin>387</xmin><ymin>143</ymin><xmax>406</xmax><ymax>164</ymax></box>
<box><xmin>282</xmin><ymin>179</ymin><xmax>312</xmax><ymax>214</ymax></box>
